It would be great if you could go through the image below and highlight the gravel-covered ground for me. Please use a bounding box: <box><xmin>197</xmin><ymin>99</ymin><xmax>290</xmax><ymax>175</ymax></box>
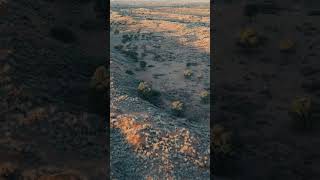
<box><xmin>110</xmin><ymin>2</ymin><xmax>210</xmax><ymax>179</ymax></box>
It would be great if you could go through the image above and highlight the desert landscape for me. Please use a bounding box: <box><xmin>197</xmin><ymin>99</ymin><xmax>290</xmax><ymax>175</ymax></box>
<box><xmin>0</xmin><ymin>0</ymin><xmax>108</xmax><ymax>179</ymax></box>
<box><xmin>213</xmin><ymin>0</ymin><xmax>320</xmax><ymax>179</ymax></box>
<box><xmin>110</xmin><ymin>0</ymin><xmax>210</xmax><ymax>179</ymax></box>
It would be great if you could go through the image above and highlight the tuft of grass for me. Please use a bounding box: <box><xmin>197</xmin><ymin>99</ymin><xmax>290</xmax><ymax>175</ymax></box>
<box><xmin>183</xmin><ymin>69</ymin><xmax>193</xmax><ymax>78</ymax></box>
<box><xmin>200</xmin><ymin>90</ymin><xmax>210</xmax><ymax>103</ymax></box>
<box><xmin>137</xmin><ymin>81</ymin><xmax>152</xmax><ymax>98</ymax></box>
<box><xmin>289</xmin><ymin>96</ymin><xmax>312</xmax><ymax>130</ymax></box>
<box><xmin>171</xmin><ymin>100</ymin><xmax>184</xmax><ymax>115</ymax></box>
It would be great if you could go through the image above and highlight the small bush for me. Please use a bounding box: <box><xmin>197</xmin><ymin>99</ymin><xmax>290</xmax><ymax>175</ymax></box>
<box><xmin>289</xmin><ymin>97</ymin><xmax>312</xmax><ymax>130</ymax></box>
<box><xmin>183</xmin><ymin>69</ymin><xmax>193</xmax><ymax>78</ymax></box>
<box><xmin>171</xmin><ymin>100</ymin><xmax>184</xmax><ymax>115</ymax></box>
<box><xmin>137</xmin><ymin>81</ymin><xmax>152</xmax><ymax>98</ymax></box>
<box><xmin>200</xmin><ymin>90</ymin><xmax>210</xmax><ymax>103</ymax></box>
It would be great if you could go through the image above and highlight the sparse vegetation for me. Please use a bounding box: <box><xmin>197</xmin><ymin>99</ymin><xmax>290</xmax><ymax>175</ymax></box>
<box><xmin>110</xmin><ymin>4</ymin><xmax>210</xmax><ymax>179</ymax></box>
<box><xmin>200</xmin><ymin>90</ymin><xmax>209</xmax><ymax>103</ymax></box>
<box><xmin>137</xmin><ymin>81</ymin><xmax>152</xmax><ymax>98</ymax></box>
<box><xmin>289</xmin><ymin>97</ymin><xmax>313</xmax><ymax>130</ymax></box>
<box><xmin>183</xmin><ymin>69</ymin><xmax>193</xmax><ymax>78</ymax></box>
<box><xmin>171</xmin><ymin>100</ymin><xmax>184</xmax><ymax>115</ymax></box>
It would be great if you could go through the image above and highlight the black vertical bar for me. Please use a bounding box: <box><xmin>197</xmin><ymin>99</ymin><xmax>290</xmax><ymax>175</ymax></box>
<box><xmin>106</xmin><ymin>0</ymin><xmax>111</xmax><ymax>178</ymax></box>
<box><xmin>210</xmin><ymin>0</ymin><xmax>215</xmax><ymax>179</ymax></box>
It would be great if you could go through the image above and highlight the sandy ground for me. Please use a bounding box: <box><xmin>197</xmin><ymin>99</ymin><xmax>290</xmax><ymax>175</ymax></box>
<box><xmin>110</xmin><ymin>2</ymin><xmax>210</xmax><ymax>179</ymax></box>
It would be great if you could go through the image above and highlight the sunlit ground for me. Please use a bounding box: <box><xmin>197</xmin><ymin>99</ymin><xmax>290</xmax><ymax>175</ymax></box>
<box><xmin>111</xmin><ymin>113</ymin><xmax>209</xmax><ymax>179</ymax></box>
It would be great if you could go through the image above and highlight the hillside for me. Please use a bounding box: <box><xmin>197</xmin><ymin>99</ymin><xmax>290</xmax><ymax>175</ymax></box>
<box><xmin>110</xmin><ymin>2</ymin><xmax>210</xmax><ymax>179</ymax></box>
<box><xmin>0</xmin><ymin>0</ymin><xmax>108</xmax><ymax>179</ymax></box>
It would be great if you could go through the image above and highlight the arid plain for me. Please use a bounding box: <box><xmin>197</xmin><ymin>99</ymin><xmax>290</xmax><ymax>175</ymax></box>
<box><xmin>110</xmin><ymin>1</ymin><xmax>210</xmax><ymax>179</ymax></box>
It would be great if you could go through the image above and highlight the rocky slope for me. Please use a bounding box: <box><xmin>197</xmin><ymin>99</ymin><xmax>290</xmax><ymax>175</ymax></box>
<box><xmin>110</xmin><ymin>3</ymin><xmax>210</xmax><ymax>179</ymax></box>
